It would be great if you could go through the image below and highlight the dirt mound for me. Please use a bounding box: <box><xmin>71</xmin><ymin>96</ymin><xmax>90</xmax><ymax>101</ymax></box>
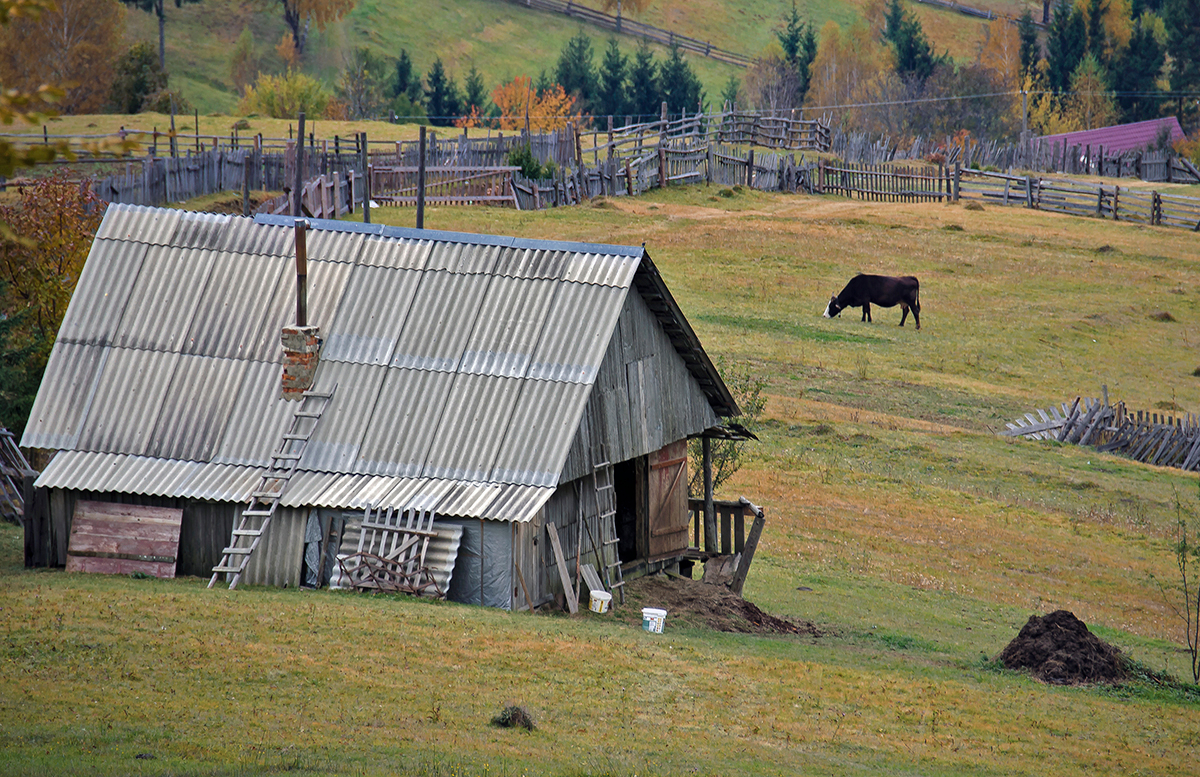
<box><xmin>622</xmin><ymin>575</ymin><xmax>820</xmax><ymax>637</ymax></box>
<box><xmin>999</xmin><ymin>610</ymin><xmax>1126</xmax><ymax>685</ymax></box>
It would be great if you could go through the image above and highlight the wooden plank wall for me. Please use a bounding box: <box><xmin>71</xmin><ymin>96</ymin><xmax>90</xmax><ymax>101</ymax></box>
<box><xmin>65</xmin><ymin>500</ymin><xmax>183</xmax><ymax>578</ymax></box>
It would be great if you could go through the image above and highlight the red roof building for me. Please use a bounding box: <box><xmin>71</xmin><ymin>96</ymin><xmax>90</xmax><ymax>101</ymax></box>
<box><xmin>1034</xmin><ymin>117</ymin><xmax>1186</xmax><ymax>155</ymax></box>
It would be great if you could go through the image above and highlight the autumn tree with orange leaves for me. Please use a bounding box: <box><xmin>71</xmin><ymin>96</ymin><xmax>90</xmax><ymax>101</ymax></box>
<box><xmin>490</xmin><ymin>76</ymin><xmax>581</xmax><ymax>132</ymax></box>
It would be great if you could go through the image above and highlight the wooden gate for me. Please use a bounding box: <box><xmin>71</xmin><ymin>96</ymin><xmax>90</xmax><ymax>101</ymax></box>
<box><xmin>648</xmin><ymin>439</ymin><xmax>689</xmax><ymax>558</ymax></box>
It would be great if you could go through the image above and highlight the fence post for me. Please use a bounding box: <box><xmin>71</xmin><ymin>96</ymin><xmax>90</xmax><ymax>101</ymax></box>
<box><xmin>706</xmin><ymin>143</ymin><xmax>713</xmax><ymax>185</ymax></box>
<box><xmin>952</xmin><ymin>163</ymin><xmax>960</xmax><ymax>202</ymax></box>
<box><xmin>658</xmin><ymin>146</ymin><xmax>666</xmax><ymax>188</ymax></box>
<box><xmin>746</xmin><ymin>148</ymin><xmax>754</xmax><ymax>187</ymax></box>
<box><xmin>416</xmin><ymin>125</ymin><xmax>426</xmax><ymax>229</ymax></box>
<box><xmin>1113</xmin><ymin>185</ymin><xmax>1120</xmax><ymax>221</ymax></box>
<box><xmin>1025</xmin><ymin>175</ymin><xmax>1033</xmax><ymax>208</ymax></box>
<box><xmin>626</xmin><ymin>158</ymin><xmax>633</xmax><ymax>196</ymax></box>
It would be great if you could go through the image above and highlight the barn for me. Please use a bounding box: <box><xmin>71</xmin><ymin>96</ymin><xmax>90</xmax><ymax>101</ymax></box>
<box><xmin>21</xmin><ymin>205</ymin><xmax>746</xmax><ymax>609</ymax></box>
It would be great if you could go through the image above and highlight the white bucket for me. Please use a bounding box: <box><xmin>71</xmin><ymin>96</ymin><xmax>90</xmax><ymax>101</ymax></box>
<box><xmin>642</xmin><ymin>607</ymin><xmax>667</xmax><ymax>633</ymax></box>
<box><xmin>589</xmin><ymin>590</ymin><xmax>612</xmax><ymax>613</ymax></box>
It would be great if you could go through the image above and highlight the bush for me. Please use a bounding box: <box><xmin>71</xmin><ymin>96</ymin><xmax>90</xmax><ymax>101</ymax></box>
<box><xmin>507</xmin><ymin>144</ymin><xmax>556</xmax><ymax>179</ymax></box>
<box><xmin>238</xmin><ymin>70</ymin><xmax>332</xmax><ymax>119</ymax></box>
<box><xmin>108</xmin><ymin>42</ymin><xmax>169</xmax><ymax>114</ymax></box>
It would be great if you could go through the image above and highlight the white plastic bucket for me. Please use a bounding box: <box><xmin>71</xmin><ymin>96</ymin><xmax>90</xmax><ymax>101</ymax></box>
<box><xmin>642</xmin><ymin>607</ymin><xmax>667</xmax><ymax>633</ymax></box>
<box><xmin>589</xmin><ymin>590</ymin><xmax>612</xmax><ymax>613</ymax></box>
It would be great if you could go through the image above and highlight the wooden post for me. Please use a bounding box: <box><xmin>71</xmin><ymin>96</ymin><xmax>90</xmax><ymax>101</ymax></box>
<box><xmin>626</xmin><ymin>158</ymin><xmax>633</xmax><ymax>196</ymax></box>
<box><xmin>729</xmin><ymin>500</ymin><xmax>765</xmax><ymax>596</ymax></box>
<box><xmin>416</xmin><ymin>125</ymin><xmax>426</xmax><ymax>229</ymax></box>
<box><xmin>658</xmin><ymin>146</ymin><xmax>666</xmax><ymax>188</ymax></box>
<box><xmin>746</xmin><ymin>148</ymin><xmax>754</xmax><ymax>187</ymax></box>
<box><xmin>242</xmin><ymin>157</ymin><xmax>250</xmax><ymax>217</ymax></box>
<box><xmin>702</xmin><ymin>436</ymin><xmax>715</xmax><ymax>554</ymax></box>
<box><xmin>952</xmin><ymin>162</ymin><xmax>960</xmax><ymax>202</ymax></box>
<box><xmin>706</xmin><ymin>142</ymin><xmax>713</xmax><ymax>185</ymax></box>
<box><xmin>291</xmin><ymin>113</ymin><xmax>306</xmax><ymax>217</ymax></box>
<box><xmin>361</xmin><ymin>131</ymin><xmax>371</xmax><ymax>224</ymax></box>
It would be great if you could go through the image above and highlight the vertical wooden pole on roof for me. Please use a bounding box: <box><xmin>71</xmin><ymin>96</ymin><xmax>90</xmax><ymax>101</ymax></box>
<box><xmin>417</xmin><ymin>125</ymin><xmax>426</xmax><ymax>228</ymax></box>
<box><xmin>479</xmin><ymin>517</ymin><xmax>485</xmax><ymax>607</ymax></box>
<box><xmin>702</xmin><ymin>435</ymin><xmax>715</xmax><ymax>553</ymax></box>
<box><xmin>294</xmin><ymin>219</ymin><xmax>308</xmax><ymax>327</ymax></box>
<box><xmin>293</xmin><ymin>112</ymin><xmax>306</xmax><ymax>218</ymax></box>
<box><xmin>361</xmin><ymin>132</ymin><xmax>371</xmax><ymax>224</ymax></box>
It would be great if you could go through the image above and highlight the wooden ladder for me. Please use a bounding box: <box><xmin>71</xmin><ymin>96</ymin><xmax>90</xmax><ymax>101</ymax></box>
<box><xmin>208</xmin><ymin>384</ymin><xmax>337</xmax><ymax>590</ymax></box>
<box><xmin>592</xmin><ymin>442</ymin><xmax>624</xmax><ymax>606</ymax></box>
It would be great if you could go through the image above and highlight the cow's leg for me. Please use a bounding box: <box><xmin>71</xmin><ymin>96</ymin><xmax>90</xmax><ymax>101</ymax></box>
<box><xmin>912</xmin><ymin>296</ymin><xmax>921</xmax><ymax>331</ymax></box>
<box><xmin>862</xmin><ymin>303</ymin><xmax>871</xmax><ymax>322</ymax></box>
<box><xmin>899</xmin><ymin>303</ymin><xmax>909</xmax><ymax>327</ymax></box>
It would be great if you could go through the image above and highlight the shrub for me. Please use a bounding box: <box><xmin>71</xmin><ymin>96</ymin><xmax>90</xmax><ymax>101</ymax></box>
<box><xmin>108</xmin><ymin>42</ymin><xmax>168</xmax><ymax>114</ymax></box>
<box><xmin>507</xmin><ymin>144</ymin><xmax>556</xmax><ymax>179</ymax></box>
<box><xmin>238</xmin><ymin>70</ymin><xmax>332</xmax><ymax>119</ymax></box>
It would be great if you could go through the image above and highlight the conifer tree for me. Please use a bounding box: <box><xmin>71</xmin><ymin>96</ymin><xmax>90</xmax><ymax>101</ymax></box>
<box><xmin>424</xmin><ymin>58</ymin><xmax>462</xmax><ymax>126</ymax></box>
<box><xmin>659</xmin><ymin>44</ymin><xmax>702</xmax><ymax>116</ymax></box>
<box><xmin>1164</xmin><ymin>0</ymin><xmax>1200</xmax><ymax>122</ymax></box>
<box><xmin>628</xmin><ymin>39</ymin><xmax>660</xmax><ymax>120</ymax></box>
<box><xmin>555</xmin><ymin>31</ymin><xmax>598</xmax><ymax>113</ymax></box>
<box><xmin>776</xmin><ymin>1</ymin><xmax>817</xmax><ymax>105</ymax></box>
<box><xmin>597</xmin><ymin>37</ymin><xmax>629</xmax><ymax>119</ymax></box>
<box><xmin>1111</xmin><ymin>17</ymin><xmax>1165</xmax><ymax>123</ymax></box>
<box><xmin>1047</xmin><ymin>1</ymin><xmax>1087</xmax><ymax>93</ymax></box>
<box><xmin>1018</xmin><ymin>9</ymin><xmax>1040</xmax><ymax>78</ymax></box>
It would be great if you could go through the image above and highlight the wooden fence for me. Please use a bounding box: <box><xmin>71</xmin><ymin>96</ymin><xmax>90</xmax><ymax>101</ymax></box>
<box><xmin>494</xmin><ymin>0</ymin><xmax>753</xmax><ymax>68</ymax></box>
<box><xmin>1004</xmin><ymin>391</ymin><xmax>1200</xmax><ymax>472</ymax></box>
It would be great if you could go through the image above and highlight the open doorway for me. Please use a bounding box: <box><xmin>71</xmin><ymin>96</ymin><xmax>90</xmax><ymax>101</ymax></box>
<box><xmin>613</xmin><ymin>458</ymin><xmax>640</xmax><ymax>563</ymax></box>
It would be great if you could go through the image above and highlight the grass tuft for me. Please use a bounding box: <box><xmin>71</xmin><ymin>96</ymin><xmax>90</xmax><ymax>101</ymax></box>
<box><xmin>491</xmin><ymin>705</ymin><xmax>536</xmax><ymax>731</ymax></box>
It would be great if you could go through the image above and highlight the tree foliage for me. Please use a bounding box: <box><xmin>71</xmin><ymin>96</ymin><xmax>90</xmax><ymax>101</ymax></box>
<box><xmin>1163</xmin><ymin>0</ymin><xmax>1200</xmax><ymax>123</ymax></box>
<box><xmin>627</xmin><ymin>39</ymin><xmax>660</xmax><ymax>120</ymax></box>
<box><xmin>596</xmin><ymin>37</ymin><xmax>629</xmax><ymax>119</ymax></box>
<box><xmin>1018</xmin><ymin>9</ymin><xmax>1040</xmax><ymax>78</ymax></box>
<box><xmin>686</xmin><ymin>360</ymin><xmax>765</xmax><ymax>499</ymax></box>
<box><xmin>107</xmin><ymin>42</ymin><xmax>169</xmax><ymax>114</ymax></box>
<box><xmin>230</xmin><ymin>26</ymin><xmax>258</xmax><ymax>97</ymax></box>
<box><xmin>1047</xmin><ymin>1</ymin><xmax>1087</xmax><ymax>93</ymax></box>
<box><xmin>0</xmin><ymin>172</ymin><xmax>103</xmax><ymax>436</ymax></box>
<box><xmin>424</xmin><ymin>58</ymin><xmax>461</xmax><ymax>126</ymax></box>
<box><xmin>238</xmin><ymin>69</ymin><xmax>331</xmax><ymax>119</ymax></box>
<box><xmin>336</xmin><ymin>46</ymin><xmax>388</xmax><ymax>120</ymax></box>
<box><xmin>555</xmin><ymin>31</ymin><xmax>598</xmax><ymax>114</ymax></box>
<box><xmin>120</xmin><ymin>0</ymin><xmax>200</xmax><ymax>70</ymax></box>
<box><xmin>491</xmin><ymin>76</ymin><xmax>580</xmax><ymax>132</ymax></box>
<box><xmin>881</xmin><ymin>0</ymin><xmax>944</xmax><ymax>83</ymax></box>
<box><xmin>1063</xmin><ymin>53</ymin><xmax>1118</xmax><ymax>129</ymax></box>
<box><xmin>270</xmin><ymin>0</ymin><xmax>355</xmax><ymax>59</ymax></box>
<box><xmin>659</xmin><ymin>44</ymin><xmax>703</xmax><ymax>115</ymax></box>
<box><xmin>1110</xmin><ymin>16</ymin><xmax>1165</xmax><ymax>122</ymax></box>
<box><xmin>775</xmin><ymin>1</ymin><xmax>817</xmax><ymax>106</ymax></box>
<box><xmin>0</xmin><ymin>0</ymin><xmax>123</xmax><ymax>115</ymax></box>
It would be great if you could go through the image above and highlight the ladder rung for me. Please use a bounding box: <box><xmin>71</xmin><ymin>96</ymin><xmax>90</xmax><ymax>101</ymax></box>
<box><xmin>281</xmin><ymin>433</ymin><xmax>310</xmax><ymax>441</ymax></box>
<box><xmin>222</xmin><ymin>547</ymin><xmax>254</xmax><ymax>555</ymax></box>
<box><xmin>231</xmin><ymin>529</ymin><xmax>262</xmax><ymax>537</ymax></box>
<box><xmin>302</xmin><ymin>390</ymin><xmax>334</xmax><ymax>399</ymax></box>
<box><xmin>211</xmin><ymin>565</ymin><xmax>243</xmax><ymax>574</ymax></box>
<box><xmin>272</xmin><ymin>452</ymin><xmax>302</xmax><ymax>460</ymax></box>
<box><xmin>242</xmin><ymin>508</ymin><xmax>273</xmax><ymax>517</ymax></box>
<box><xmin>293</xmin><ymin>410</ymin><xmax>322</xmax><ymax>418</ymax></box>
<box><xmin>603</xmin><ymin>538</ymin><xmax>619</xmax><ymax>545</ymax></box>
<box><xmin>609</xmin><ymin>580</ymin><xmax>625</xmax><ymax>588</ymax></box>
<box><xmin>249</xmin><ymin>491</ymin><xmax>282</xmax><ymax>500</ymax></box>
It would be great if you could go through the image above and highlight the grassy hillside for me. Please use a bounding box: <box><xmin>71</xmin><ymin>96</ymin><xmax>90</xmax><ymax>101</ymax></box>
<box><xmin>123</xmin><ymin>0</ymin><xmax>1040</xmax><ymax>114</ymax></box>
<box><xmin>3</xmin><ymin>187</ymin><xmax>1199</xmax><ymax>775</ymax></box>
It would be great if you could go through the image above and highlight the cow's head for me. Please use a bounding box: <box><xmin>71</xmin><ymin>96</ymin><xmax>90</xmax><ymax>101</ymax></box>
<box><xmin>823</xmin><ymin>295</ymin><xmax>844</xmax><ymax>319</ymax></box>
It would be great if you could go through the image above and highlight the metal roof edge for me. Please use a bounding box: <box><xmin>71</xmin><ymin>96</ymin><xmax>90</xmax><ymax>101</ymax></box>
<box><xmin>633</xmin><ymin>250</ymin><xmax>740</xmax><ymax>418</ymax></box>
<box><xmin>252</xmin><ymin>213</ymin><xmax>643</xmax><ymax>256</ymax></box>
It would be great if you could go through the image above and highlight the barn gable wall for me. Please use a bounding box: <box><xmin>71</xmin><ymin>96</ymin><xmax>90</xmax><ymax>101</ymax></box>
<box><xmin>560</xmin><ymin>288</ymin><xmax>719</xmax><ymax>482</ymax></box>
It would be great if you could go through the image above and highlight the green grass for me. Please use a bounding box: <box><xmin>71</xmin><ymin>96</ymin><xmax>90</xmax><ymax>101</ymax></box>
<box><xmin>114</xmin><ymin>0</ymin><xmax>1018</xmax><ymax>115</ymax></box>
<box><xmin>6</xmin><ymin>184</ymin><xmax>1200</xmax><ymax>775</ymax></box>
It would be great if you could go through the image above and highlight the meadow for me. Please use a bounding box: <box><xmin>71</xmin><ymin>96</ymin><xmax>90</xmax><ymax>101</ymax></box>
<box><xmin>3</xmin><ymin>184</ymin><xmax>1200</xmax><ymax>776</ymax></box>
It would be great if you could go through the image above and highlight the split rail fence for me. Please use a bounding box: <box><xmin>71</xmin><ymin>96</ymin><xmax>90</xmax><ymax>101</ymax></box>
<box><xmin>1004</xmin><ymin>391</ymin><xmax>1200</xmax><ymax>472</ymax></box>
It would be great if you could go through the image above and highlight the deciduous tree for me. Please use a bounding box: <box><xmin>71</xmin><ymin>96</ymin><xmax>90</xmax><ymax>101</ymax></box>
<box><xmin>491</xmin><ymin>76</ymin><xmax>580</xmax><ymax>132</ymax></box>
<box><xmin>336</xmin><ymin>46</ymin><xmax>388</xmax><ymax>120</ymax></box>
<box><xmin>120</xmin><ymin>0</ymin><xmax>200</xmax><ymax>70</ymax></box>
<box><xmin>230</xmin><ymin>26</ymin><xmax>257</xmax><ymax>97</ymax></box>
<box><xmin>107</xmin><ymin>42</ymin><xmax>168</xmax><ymax>114</ymax></box>
<box><xmin>1063</xmin><ymin>53</ymin><xmax>1118</xmax><ymax>129</ymax></box>
<box><xmin>0</xmin><ymin>0</ymin><xmax>124</xmax><ymax>114</ymax></box>
<box><xmin>268</xmin><ymin>0</ymin><xmax>355</xmax><ymax>61</ymax></box>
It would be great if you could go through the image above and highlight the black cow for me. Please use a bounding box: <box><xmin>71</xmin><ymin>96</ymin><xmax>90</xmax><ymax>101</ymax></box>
<box><xmin>823</xmin><ymin>274</ymin><xmax>921</xmax><ymax>330</ymax></box>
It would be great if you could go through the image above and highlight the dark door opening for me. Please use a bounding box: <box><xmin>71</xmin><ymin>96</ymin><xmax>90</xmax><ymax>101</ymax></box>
<box><xmin>613</xmin><ymin>458</ymin><xmax>638</xmax><ymax>563</ymax></box>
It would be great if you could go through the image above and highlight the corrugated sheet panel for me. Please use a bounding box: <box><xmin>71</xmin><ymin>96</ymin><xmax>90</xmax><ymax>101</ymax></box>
<box><xmin>176</xmin><ymin>463</ymin><xmax>261</xmax><ymax>503</ymax></box>
<box><xmin>211</xmin><ymin>359</ymin><xmax>294</xmax><ymax>466</ymax></box>
<box><xmin>277</xmin><ymin>471</ymin><xmax>342</xmax><ymax>507</ymax></box>
<box><xmin>240</xmin><ymin>506</ymin><xmax>305</xmax><ymax>587</ymax></box>
<box><xmin>526</xmin><ymin>283</ymin><xmax>627</xmax><ymax>383</ymax></box>
<box><xmin>322</xmin><ymin>265</ymin><xmax>422</xmax><ymax>365</ymax></box>
<box><xmin>422</xmin><ymin>374</ymin><xmax>523</xmax><ymax>483</ymax></box>
<box><xmin>354</xmin><ymin>368</ymin><xmax>456</xmax><ymax>477</ymax></box>
<box><xmin>401</xmin><ymin>479</ymin><xmax>458</xmax><ymax>511</ymax></box>
<box><xmin>22</xmin><ymin>343</ymin><xmax>108</xmax><ymax>450</ymax></box>
<box><xmin>426</xmin><ymin>240</ymin><xmax>501</xmax><ymax>275</ymax></box>
<box><xmin>112</xmin><ymin>245</ymin><xmax>217</xmax><ymax>353</ymax></box>
<box><xmin>302</xmin><ymin>474</ymin><xmax>371</xmax><ymax>509</ymax></box>
<box><xmin>76</xmin><ymin>348</ymin><xmax>180</xmax><ymax>455</ymax></box>
<box><xmin>493</xmin><ymin>246</ymin><xmax>572</xmax><ymax>280</ymax></box>
<box><xmin>359</xmin><ymin>235</ymin><xmax>433</xmax><ymax>270</ymax></box>
<box><xmin>219</xmin><ymin>216</ymin><xmax>293</xmax><ymax>257</ymax></box>
<box><xmin>34</xmin><ymin>451</ymin><xmax>200</xmax><ymax>496</ymax></box>
<box><xmin>95</xmin><ymin>204</ymin><xmax>182</xmax><ymax>245</ymax></box>
<box><xmin>389</xmin><ymin>271</ymin><xmax>494</xmax><ymax>372</ymax></box>
<box><xmin>300</xmin><ymin>361</ymin><xmax>387</xmax><ymax>472</ymax></box>
<box><xmin>458</xmin><ymin>276</ymin><xmax>557</xmax><ymax>379</ymax></box>
<box><xmin>174</xmin><ymin>211</ymin><xmax>232</xmax><ymax>249</ymax></box>
<box><xmin>562</xmin><ymin>251</ymin><xmax>640</xmax><ymax>288</ymax></box>
<box><xmin>481</xmin><ymin>484</ymin><xmax>554</xmax><ymax>522</ymax></box>
<box><xmin>147</xmin><ymin>355</ymin><xmax>248</xmax><ymax>461</ymax></box>
<box><xmin>331</xmin><ymin>518</ymin><xmax>463</xmax><ymax>597</ymax></box>
<box><xmin>183</xmin><ymin>251</ymin><xmax>286</xmax><ymax>360</ymax></box>
<box><xmin>307</xmin><ymin>228</ymin><xmax>364</xmax><ymax>264</ymax></box>
<box><xmin>490</xmin><ymin>380</ymin><xmax>590</xmax><ymax>486</ymax></box>
<box><xmin>436</xmin><ymin>481</ymin><xmax>503</xmax><ymax>518</ymax></box>
<box><xmin>57</xmin><ymin>239</ymin><xmax>149</xmax><ymax>347</ymax></box>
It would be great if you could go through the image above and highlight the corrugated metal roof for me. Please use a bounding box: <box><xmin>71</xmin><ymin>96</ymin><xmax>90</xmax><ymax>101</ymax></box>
<box><xmin>1037</xmin><ymin>117</ymin><xmax>1187</xmax><ymax>155</ymax></box>
<box><xmin>28</xmin><ymin>207</ymin><xmax>732</xmax><ymax>524</ymax></box>
<box><xmin>57</xmin><ymin>239</ymin><xmax>149</xmax><ymax>347</ymax></box>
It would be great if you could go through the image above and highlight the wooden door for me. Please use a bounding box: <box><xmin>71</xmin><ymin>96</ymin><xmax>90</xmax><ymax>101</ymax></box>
<box><xmin>647</xmin><ymin>439</ymin><xmax>688</xmax><ymax>559</ymax></box>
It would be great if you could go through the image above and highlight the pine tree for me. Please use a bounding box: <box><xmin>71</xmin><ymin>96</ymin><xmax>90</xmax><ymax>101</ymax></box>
<box><xmin>882</xmin><ymin>0</ymin><xmax>943</xmax><ymax>84</ymax></box>
<box><xmin>463</xmin><ymin>63</ymin><xmax>488</xmax><ymax>116</ymax></box>
<box><xmin>1164</xmin><ymin>0</ymin><xmax>1200</xmax><ymax>123</ymax></box>
<box><xmin>1111</xmin><ymin>18</ymin><xmax>1165</xmax><ymax>123</ymax></box>
<box><xmin>1018</xmin><ymin>9</ymin><xmax>1040</xmax><ymax>78</ymax></box>
<box><xmin>628</xmin><ymin>39</ymin><xmax>660</xmax><ymax>120</ymax></box>
<box><xmin>555</xmin><ymin>31</ymin><xmax>598</xmax><ymax>112</ymax></box>
<box><xmin>776</xmin><ymin>1</ymin><xmax>817</xmax><ymax>105</ymax></box>
<box><xmin>1085</xmin><ymin>0</ymin><xmax>1110</xmax><ymax>63</ymax></box>
<box><xmin>597</xmin><ymin>37</ymin><xmax>629</xmax><ymax>119</ymax></box>
<box><xmin>659</xmin><ymin>44</ymin><xmax>703</xmax><ymax>116</ymax></box>
<box><xmin>1047</xmin><ymin>1</ymin><xmax>1087</xmax><ymax>94</ymax></box>
<box><xmin>394</xmin><ymin>49</ymin><xmax>423</xmax><ymax>104</ymax></box>
<box><xmin>424</xmin><ymin>58</ymin><xmax>461</xmax><ymax>126</ymax></box>
<box><xmin>721</xmin><ymin>75</ymin><xmax>740</xmax><ymax>110</ymax></box>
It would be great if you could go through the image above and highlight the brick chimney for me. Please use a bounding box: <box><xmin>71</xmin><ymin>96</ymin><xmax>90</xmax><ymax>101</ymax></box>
<box><xmin>282</xmin><ymin>219</ymin><xmax>319</xmax><ymax>400</ymax></box>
